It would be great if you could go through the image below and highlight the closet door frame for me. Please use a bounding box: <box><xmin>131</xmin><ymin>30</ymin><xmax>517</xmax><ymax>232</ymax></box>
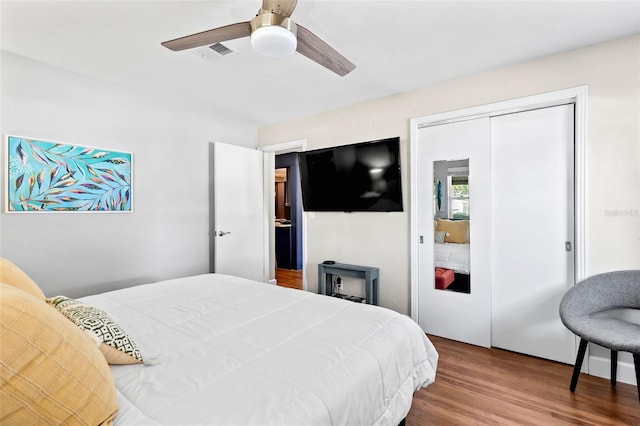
<box><xmin>409</xmin><ymin>86</ymin><xmax>588</xmax><ymax>356</ymax></box>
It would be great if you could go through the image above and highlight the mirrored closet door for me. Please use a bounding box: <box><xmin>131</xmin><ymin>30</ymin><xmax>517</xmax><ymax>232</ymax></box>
<box><xmin>416</xmin><ymin>118</ymin><xmax>492</xmax><ymax>348</ymax></box>
<box><xmin>414</xmin><ymin>104</ymin><xmax>576</xmax><ymax>364</ymax></box>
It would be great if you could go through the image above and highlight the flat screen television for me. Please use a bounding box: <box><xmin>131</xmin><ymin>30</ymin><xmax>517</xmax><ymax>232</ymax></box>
<box><xmin>298</xmin><ymin>137</ymin><xmax>403</xmax><ymax>212</ymax></box>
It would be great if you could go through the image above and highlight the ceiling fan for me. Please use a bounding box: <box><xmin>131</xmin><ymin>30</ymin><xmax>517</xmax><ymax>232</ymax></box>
<box><xmin>161</xmin><ymin>0</ymin><xmax>355</xmax><ymax>77</ymax></box>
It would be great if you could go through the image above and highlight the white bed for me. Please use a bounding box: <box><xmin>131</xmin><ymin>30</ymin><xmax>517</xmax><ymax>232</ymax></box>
<box><xmin>79</xmin><ymin>273</ymin><xmax>438</xmax><ymax>426</ymax></box>
<box><xmin>433</xmin><ymin>242</ymin><xmax>470</xmax><ymax>274</ymax></box>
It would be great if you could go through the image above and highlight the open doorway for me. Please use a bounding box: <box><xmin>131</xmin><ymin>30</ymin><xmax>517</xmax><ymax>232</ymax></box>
<box><xmin>260</xmin><ymin>139</ymin><xmax>307</xmax><ymax>291</ymax></box>
<box><xmin>274</xmin><ymin>154</ymin><xmax>303</xmax><ymax>289</ymax></box>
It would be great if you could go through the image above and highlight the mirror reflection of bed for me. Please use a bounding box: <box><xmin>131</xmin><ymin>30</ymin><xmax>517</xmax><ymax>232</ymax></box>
<box><xmin>433</xmin><ymin>159</ymin><xmax>470</xmax><ymax>293</ymax></box>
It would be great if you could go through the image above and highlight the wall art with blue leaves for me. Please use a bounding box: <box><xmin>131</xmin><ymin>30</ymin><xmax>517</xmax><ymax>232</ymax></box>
<box><xmin>6</xmin><ymin>135</ymin><xmax>132</xmax><ymax>212</ymax></box>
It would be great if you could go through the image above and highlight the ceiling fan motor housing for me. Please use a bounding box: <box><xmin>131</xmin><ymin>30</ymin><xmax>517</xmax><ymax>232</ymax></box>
<box><xmin>250</xmin><ymin>13</ymin><xmax>298</xmax><ymax>57</ymax></box>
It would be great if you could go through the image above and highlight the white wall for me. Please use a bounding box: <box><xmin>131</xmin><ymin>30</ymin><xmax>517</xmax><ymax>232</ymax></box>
<box><xmin>257</xmin><ymin>35</ymin><xmax>640</xmax><ymax>315</ymax></box>
<box><xmin>0</xmin><ymin>51</ymin><xmax>258</xmax><ymax>297</ymax></box>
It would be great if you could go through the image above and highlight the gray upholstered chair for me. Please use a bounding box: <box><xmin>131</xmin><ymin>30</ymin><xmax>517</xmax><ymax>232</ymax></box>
<box><xmin>559</xmin><ymin>270</ymin><xmax>640</xmax><ymax>400</ymax></box>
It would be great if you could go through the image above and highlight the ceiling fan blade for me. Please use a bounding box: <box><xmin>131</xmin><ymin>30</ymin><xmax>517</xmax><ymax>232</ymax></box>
<box><xmin>260</xmin><ymin>0</ymin><xmax>298</xmax><ymax>18</ymax></box>
<box><xmin>296</xmin><ymin>25</ymin><xmax>355</xmax><ymax>77</ymax></box>
<box><xmin>161</xmin><ymin>22</ymin><xmax>251</xmax><ymax>51</ymax></box>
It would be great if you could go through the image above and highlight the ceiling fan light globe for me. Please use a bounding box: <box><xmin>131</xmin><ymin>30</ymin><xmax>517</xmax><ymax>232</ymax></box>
<box><xmin>251</xmin><ymin>25</ymin><xmax>297</xmax><ymax>58</ymax></box>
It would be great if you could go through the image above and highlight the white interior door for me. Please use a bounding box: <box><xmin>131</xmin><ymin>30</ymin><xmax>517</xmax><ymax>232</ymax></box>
<box><xmin>210</xmin><ymin>141</ymin><xmax>266</xmax><ymax>282</ymax></box>
<box><xmin>416</xmin><ymin>118</ymin><xmax>492</xmax><ymax>347</ymax></box>
<box><xmin>490</xmin><ymin>104</ymin><xmax>576</xmax><ymax>364</ymax></box>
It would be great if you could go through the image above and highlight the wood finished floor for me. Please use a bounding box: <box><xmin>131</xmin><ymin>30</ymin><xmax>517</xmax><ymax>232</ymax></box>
<box><xmin>406</xmin><ymin>335</ymin><xmax>639</xmax><ymax>425</ymax></box>
<box><xmin>275</xmin><ymin>268</ymin><xmax>303</xmax><ymax>290</ymax></box>
<box><xmin>273</xmin><ymin>274</ymin><xmax>638</xmax><ymax>423</ymax></box>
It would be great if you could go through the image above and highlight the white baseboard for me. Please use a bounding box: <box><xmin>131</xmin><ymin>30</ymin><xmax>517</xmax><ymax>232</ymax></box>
<box><xmin>589</xmin><ymin>355</ymin><xmax>637</xmax><ymax>386</ymax></box>
<box><xmin>268</xmin><ymin>279</ymin><xmax>277</xmax><ymax>285</ymax></box>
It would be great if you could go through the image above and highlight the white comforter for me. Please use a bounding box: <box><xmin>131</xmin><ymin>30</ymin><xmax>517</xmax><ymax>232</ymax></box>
<box><xmin>81</xmin><ymin>274</ymin><xmax>437</xmax><ymax>426</ymax></box>
<box><xmin>434</xmin><ymin>242</ymin><xmax>470</xmax><ymax>274</ymax></box>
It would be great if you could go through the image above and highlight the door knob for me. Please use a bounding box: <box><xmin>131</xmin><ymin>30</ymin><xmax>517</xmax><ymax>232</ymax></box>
<box><xmin>217</xmin><ymin>231</ymin><xmax>231</xmax><ymax>237</ymax></box>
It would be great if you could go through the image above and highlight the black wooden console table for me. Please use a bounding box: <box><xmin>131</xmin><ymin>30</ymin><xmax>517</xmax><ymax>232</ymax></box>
<box><xmin>317</xmin><ymin>262</ymin><xmax>379</xmax><ymax>305</ymax></box>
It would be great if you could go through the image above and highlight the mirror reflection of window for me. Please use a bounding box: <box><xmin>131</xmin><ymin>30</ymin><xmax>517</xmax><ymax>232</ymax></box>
<box><xmin>449</xmin><ymin>174</ymin><xmax>469</xmax><ymax>219</ymax></box>
<box><xmin>433</xmin><ymin>159</ymin><xmax>471</xmax><ymax>294</ymax></box>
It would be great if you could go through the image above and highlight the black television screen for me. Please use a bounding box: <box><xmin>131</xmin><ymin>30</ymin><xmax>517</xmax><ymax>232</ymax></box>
<box><xmin>298</xmin><ymin>137</ymin><xmax>403</xmax><ymax>212</ymax></box>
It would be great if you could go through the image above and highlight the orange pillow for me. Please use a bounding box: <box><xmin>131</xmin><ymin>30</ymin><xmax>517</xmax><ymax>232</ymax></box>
<box><xmin>0</xmin><ymin>283</ymin><xmax>119</xmax><ymax>425</ymax></box>
<box><xmin>0</xmin><ymin>258</ymin><xmax>45</xmax><ymax>300</ymax></box>
<box><xmin>436</xmin><ymin>218</ymin><xmax>469</xmax><ymax>243</ymax></box>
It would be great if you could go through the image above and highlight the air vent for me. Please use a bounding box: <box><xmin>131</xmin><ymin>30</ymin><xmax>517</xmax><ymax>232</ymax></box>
<box><xmin>190</xmin><ymin>43</ymin><xmax>238</xmax><ymax>63</ymax></box>
<box><xmin>209</xmin><ymin>43</ymin><xmax>235</xmax><ymax>56</ymax></box>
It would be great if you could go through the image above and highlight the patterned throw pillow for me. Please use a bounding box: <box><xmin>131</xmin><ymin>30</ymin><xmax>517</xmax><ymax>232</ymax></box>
<box><xmin>47</xmin><ymin>296</ymin><xmax>143</xmax><ymax>364</ymax></box>
<box><xmin>435</xmin><ymin>231</ymin><xmax>448</xmax><ymax>244</ymax></box>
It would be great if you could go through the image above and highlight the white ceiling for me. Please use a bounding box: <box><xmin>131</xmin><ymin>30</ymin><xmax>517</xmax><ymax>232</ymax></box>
<box><xmin>2</xmin><ymin>1</ymin><xmax>639</xmax><ymax>127</ymax></box>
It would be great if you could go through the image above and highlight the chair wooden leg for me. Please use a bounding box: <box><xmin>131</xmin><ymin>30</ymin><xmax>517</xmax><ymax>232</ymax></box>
<box><xmin>611</xmin><ymin>349</ymin><xmax>618</xmax><ymax>387</ymax></box>
<box><xmin>633</xmin><ymin>353</ymin><xmax>640</xmax><ymax>401</ymax></box>
<box><xmin>570</xmin><ymin>338</ymin><xmax>589</xmax><ymax>392</ymax></box>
